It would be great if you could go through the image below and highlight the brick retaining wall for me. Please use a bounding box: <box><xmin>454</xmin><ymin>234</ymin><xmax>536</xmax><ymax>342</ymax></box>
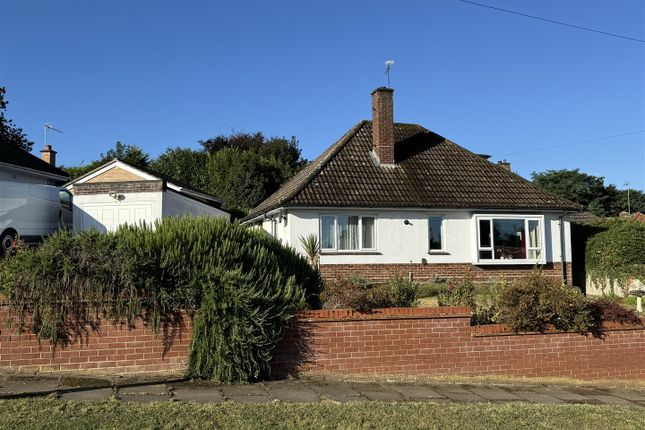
<box><xmin>273</xmin><ymin>307</ymin><xmax>645</xmax><ymax>380</ymax></box>
<box><xmin>1</xmin><ymin>306</ymin><xmax>642</xmax><ymax>380</ymax></box>
<box><xmin>319</xmin><ymin>262</ymin><xmax>573</xmax><ymax>285</ymax></box>
<box><xmin>0</xmin><ymin>307</ymin><xmax>191</xmax><ymax>374</ymax></box>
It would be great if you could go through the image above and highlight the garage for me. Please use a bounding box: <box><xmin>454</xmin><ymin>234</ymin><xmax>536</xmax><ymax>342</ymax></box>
<box><xmin>65</xmin><ymin>159</ymin><xmax>228</xmax><ymax>232</ymax></box>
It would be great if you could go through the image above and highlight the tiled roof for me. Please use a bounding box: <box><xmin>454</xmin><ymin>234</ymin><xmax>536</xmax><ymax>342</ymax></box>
<box><xmin>569</xmin><ymin>211</ymin><xmax>599</xmax><ymax>223</ymax></box>
<box><xmin>0</xmin><ymin>141</ymin><xmax>69</xmax><ymax>179</ymax></box>
<box><xmin>244</xmin><ymin>121</ymin><xmax>579</xmax><ymax>220</ymax></box>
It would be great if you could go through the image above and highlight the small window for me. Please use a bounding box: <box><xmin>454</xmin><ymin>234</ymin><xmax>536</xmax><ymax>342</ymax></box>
<box><xmin>320</xmin><ymin>215</ymin><xmax>376</xmax><ymax>251</ymax></box>
<box><xmin>321</xmin><ymin>216</ymin><xmax>335</xmax><ymax>249</ymax></box>
<box><xmin>361</xmin><ymin>217</ymin><xmax>375</xmax><ymax>249</ymax></box>
<box><xmin>428</xmin><ymin>216</ymin><xmax>443</xmax><ymax>251</ymax></box>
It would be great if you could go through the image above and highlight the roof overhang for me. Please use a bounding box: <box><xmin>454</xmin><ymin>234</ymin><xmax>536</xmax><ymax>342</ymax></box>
<box><xmin>1</xmin><ymin>161</ymin><xmax>69</xmax><ymax>183</ymax></box>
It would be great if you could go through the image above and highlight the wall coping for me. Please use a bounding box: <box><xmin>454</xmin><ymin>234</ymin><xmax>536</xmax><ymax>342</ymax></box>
<box><xmin>471</xmin><ymin>321</ymin><xmax>645</xmax><ymax>337</ymax></box>
<box><xmin>295</xmin><ymin>306</ymin><xmax>471</xmax><ymax>322</ymax></box>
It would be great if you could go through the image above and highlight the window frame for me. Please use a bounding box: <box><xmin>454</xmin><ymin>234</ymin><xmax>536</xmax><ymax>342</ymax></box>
<box><xmin>427</xmin><ymin>215</ymin><xmax>446</xmax><ymax>253</ymax></box>
<box><xmin>319</xmin><ymin>214</ymin><xmax>378</xmax><ymax>253</ymax></box>
<box><xmin>473</xmin><ymin>214</ymin><xmax>546</xmax><ymax>265</ymax></box>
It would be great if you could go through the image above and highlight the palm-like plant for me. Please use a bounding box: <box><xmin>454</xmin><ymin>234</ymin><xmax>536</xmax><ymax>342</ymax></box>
<box><xmin>299</xmin><ymin>233</ymin><xmax>320</xmax><ymax>268</ymax></box>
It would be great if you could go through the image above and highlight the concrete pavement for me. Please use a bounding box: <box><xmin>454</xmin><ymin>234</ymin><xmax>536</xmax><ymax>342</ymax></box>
<box><xmin>0</xmin><ymin>374</ymin><xmax>643</xmax><ymax>407</ymax></box>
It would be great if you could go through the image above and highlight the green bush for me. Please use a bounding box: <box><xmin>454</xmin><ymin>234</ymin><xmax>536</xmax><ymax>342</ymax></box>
<box><xmin>320</xmin><ymin>276</ymin><xmax>417</xmax><ymax>311</ymax></box>
<box><xmin>436</xmin><ymin>276</ymin><xmax>476</xmax><ymax>309</ymax></box>
<box><xmin>0</xmin><ymin>217</ymin><xmax>321</xmax><ymax>382</ymax></box>
<box><xmin>585</xmin><ymin>219</ymin><xmax>645</xmax><ymax>294</ymax></box>
<box><xmin>496</xmin><ymin>270</ymin><xmax>593</xmax><ymax>333</ymax></box>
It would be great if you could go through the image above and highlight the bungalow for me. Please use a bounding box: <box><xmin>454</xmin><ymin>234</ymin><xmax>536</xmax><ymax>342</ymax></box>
<box><xmin>243</xmin><ymin>88</ymin><xmax>580</xmax><ymax>284</ymax></box>
<box><xmin>65</xmin><ymin>159</ymin><xmax>229</xmax><ymax>232</ymax></box>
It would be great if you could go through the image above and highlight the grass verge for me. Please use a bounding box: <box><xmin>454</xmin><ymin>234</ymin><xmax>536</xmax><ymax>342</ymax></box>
<box><xmin>0</xmin><ymin>398</ymin><xmax>642</xmax><ymax>430</ymax></box>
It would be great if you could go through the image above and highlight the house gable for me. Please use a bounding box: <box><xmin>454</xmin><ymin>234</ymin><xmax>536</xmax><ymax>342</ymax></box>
<box><xmin>86</xmin><ymin>165</ymin><xmax>149</xmax><ymax>183</ymax></box>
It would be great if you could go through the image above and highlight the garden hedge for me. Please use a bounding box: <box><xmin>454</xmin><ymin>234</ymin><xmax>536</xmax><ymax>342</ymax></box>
<box><xmin>0</xmin><ymin>217</ymin><xmax>321</xmax><ymax>382</ymax></box>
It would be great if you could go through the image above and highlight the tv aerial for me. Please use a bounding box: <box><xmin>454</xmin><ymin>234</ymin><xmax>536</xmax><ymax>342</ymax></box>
<box><xmin>43</xmin><ymin>123</ymin><xmax>63</xmax><ymax>146</ymax></box>
<box><xmin>385</xmin><ymin>60</ymin><xmax>394</xmax><ymax>88</ymax></box>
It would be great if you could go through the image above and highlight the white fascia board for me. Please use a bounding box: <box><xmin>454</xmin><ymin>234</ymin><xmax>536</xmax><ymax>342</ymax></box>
<box><xmin>0</xmin><ymin>162</ymin><xmax>69</xmax><ymax>182</ymax></box>
<box><xmin>282</xmin><ymin>206</ymin><xmax>571</xmax><ymax>214</ymax></box>
<box><xmin>166</xmin><ymin>182</ymin><xmax>223</xmax><ymax>205</ymax></box>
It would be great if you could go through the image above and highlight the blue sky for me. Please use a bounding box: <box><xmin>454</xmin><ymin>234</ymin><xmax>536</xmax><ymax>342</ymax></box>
<box><xmin>1</xmin><ymin>0</ymin><xmax>643</xmax><ymax>190</ymax></box>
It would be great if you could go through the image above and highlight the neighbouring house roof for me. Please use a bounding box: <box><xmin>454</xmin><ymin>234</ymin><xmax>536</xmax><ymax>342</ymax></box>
<box><xmin>0</xmin><ymin>141</ymin><xmax>69</xmax><ymax>180</ymax></box>
<box><xmin>569</xmin><ymin>211</ymin><xmax>600</xmax><ymax>223</ymax></box>
<box><xmin>65</xmin><ymin>158</ymin><xmax>225</xmax><ymax>208</ymax></box>
<box><xmin>244</xmin><ymin>121</ymin><xmax>580</xmax><ymax>221</ymax></box>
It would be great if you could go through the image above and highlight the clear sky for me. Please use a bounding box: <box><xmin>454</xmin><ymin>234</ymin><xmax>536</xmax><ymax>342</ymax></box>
<box><xmin>1</xmin><ymin>0</ymin><xmax>643</xmax><ymax>190</ymax></box>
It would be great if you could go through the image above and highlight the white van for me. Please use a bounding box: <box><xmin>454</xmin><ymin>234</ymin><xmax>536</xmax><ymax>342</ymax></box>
<box><xmin>0</xmin><ymin>180</ymin><xmax>73</xmax><ymax>255</ymax></box>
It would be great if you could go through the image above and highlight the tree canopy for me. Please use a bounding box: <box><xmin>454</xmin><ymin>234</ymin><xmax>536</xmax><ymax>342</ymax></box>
<box><xmin>0</xmin><ymin>87</ymin><xmax>33</xmax><ymax>152</ymax></box>
<box><xmin>532</xmin><ymin>169</ymin><xmax>643</xmax><ymax>216</ymax></box>
<box><xmin>150</xmin><ymin>132</ymin><xmax>307</xmax><ymax>217</ymax></box>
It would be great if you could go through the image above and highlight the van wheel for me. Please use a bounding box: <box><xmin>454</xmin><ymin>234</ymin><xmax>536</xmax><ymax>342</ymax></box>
<box><xmin>0</xmin><ymin>230</ymin><xmax>17</xmax><ymax>257</ymax></box>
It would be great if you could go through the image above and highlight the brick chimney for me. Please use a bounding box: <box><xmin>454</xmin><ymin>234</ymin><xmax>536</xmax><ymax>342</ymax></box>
<box><xmin>40</xmin><ymin>145</ymin><xmax>57</xmax><ymax>166</ymax></box>
<box><xmin>497</xmin><ymin>160</ymin><xmax>511</xmax><ymax>172</ymax></box>
<box><xmin>371</xmin><ymin>87</ymin><xmax>395</xmax><ymax>165</ymax></box>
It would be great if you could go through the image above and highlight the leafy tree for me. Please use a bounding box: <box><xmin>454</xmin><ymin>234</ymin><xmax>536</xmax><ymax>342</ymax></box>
<box><xmin>531</xmin><ymin>169</ymin><xmax>605</xmax><ymax>209</ymax></box>
<box><xmin>0</xmin><ymin>86</ymin><xmax>33</xmax><ymax>151</ymax></box>
<box><xmin>205</xmin><ymin>148</ymin><xmax>285</xmax><ymax>214</ymax></box>
<box><xmin>61</xmin><ymin>141</ymin><xmax>150</xmax><ymax>180</ymax></box>
<box><xmin>531</xmin><ymin>169</ymin><xmax>642</xmax><ymax>216</ymax></box>
<box><xmin>200</xmin><ymin>132</ymin><xmax>306</xmax><ymax>175</ymax></box>
<box><xmin>149</xmin><ymin>147</ymin><xmax>210</xmax><ymax>191</ymax></box>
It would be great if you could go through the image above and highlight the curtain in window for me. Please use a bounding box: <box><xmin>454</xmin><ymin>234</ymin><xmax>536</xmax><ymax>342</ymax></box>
<box><xmin>337</xmin><ymin>216</ymin><xmax>359</xmax><ymax>250</ymax></box>
<box><xmin>321</xmin><ymin>216</ymin><xmax>335</xmax><ymax>249</ymax></box>
<box><xmin>362</xmin><ymin>217</ymin><xmax>375</xmax><ymax>249</ymax></box>
<box><xmin>527</xmin><ymin>220</ymin><xmax>541</xmax><ymax>259</ymax></box>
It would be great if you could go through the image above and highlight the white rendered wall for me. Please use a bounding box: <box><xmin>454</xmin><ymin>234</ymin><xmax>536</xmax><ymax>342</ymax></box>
<box><xmin>162</xmin><ymin>191</ymin><xmax>230</xmax><ymax>220</ymax></box>
<box><xmin>258</xmin><ymin>209</ymin><xmax>572</xmax><ymax>265</ymax></box>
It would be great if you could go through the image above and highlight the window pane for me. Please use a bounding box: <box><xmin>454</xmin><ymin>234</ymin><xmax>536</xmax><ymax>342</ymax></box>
<box><xmin>493</xmin><ymin>219</ymin><xmax>526</xmax><ymax>259</ymax></box>
<box><xmin>321</xmin><ymin>216</ymin><xmax>335</xmax><ymax>249</ymax></box>
<box><xmin>528</xmin><ymin>249</ymin><xmax>541</xmax><ymax>259</ymax></box>
<box><xmin>528</xmin><ymin>220</ymin><xmax>540</xmax><ymax>248</ymax></box>
<box><xmin>479</xmin><ymin>250</ymin><xmax>493</xmax><ymax>259</ymax></box>
<box><xmin>337</xmin><ymin>216</ymin><xmax>359</xmax><ymax>250</ymax></box>
<box><xmin>361</xmin><ymin>217</ymin><xmax>375</xmax><ymax>249</ymax></box>
<box><xmin>479</xmin><ymin>219</ymin><xmax>491</xmax><ymax>247</ymax></box>
<box><xmin>429</xmin><ymin>217</ymin><xmax>443</xmax><ymax>250</ymax></box>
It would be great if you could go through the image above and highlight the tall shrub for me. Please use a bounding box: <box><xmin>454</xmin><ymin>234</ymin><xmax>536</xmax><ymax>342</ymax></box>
<box><xmin>0</xmin><ymin>217</ymin><xmax>321</xmax><ymax>381</ymax></box>
<box><xmin>585</xmin><ymin>220</ymin><xmax>645</xmax><ymax>294</ymax></box>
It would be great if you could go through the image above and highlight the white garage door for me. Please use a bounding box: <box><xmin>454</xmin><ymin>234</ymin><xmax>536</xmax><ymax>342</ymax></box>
<box><xmin>81</xmin><ymin>204</ymin><xmax>153</xmax><ymax>232</ymax></box>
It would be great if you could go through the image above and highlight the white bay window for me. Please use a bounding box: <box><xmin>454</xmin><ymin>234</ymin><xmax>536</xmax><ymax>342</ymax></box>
<box><xmin>320</xmin><ymin>215</ymin><xmax>376</xmax><ymax>252</ymax></box>
<box><xmin>475</xmin><ymin>215</ymin><xmax>545</xmax><ymax>264</ymax></box>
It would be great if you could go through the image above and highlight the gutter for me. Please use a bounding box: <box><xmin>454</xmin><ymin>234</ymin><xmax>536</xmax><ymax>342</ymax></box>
<box><xmin>0</xmin><ymin>162</ymin><xmax>69</xmax><ymax>182</ymax></box>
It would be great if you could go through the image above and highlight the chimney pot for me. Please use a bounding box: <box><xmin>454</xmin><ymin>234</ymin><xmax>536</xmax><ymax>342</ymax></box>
<box><xmin>371</xmin><ymin>87</ymin><xmax>395</xmax><ymax>165</ymax></box>
<box><xmin>497</xmin><ymin>159</ymin><xmax>511</xmax><ymax>172</ymax></box>
<box><xmin>40</xmin><ymin>145</ymin><xmax>57</xmax><ymax>166</ymax></box>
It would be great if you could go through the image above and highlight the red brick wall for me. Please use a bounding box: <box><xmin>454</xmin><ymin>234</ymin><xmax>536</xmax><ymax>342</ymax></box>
<box><xmin>273</xmin><ymin>308</ymin><xmax>645</xmax><ymax>380</ymax></box>
<box><xmin>320</xmin><ymin>262</ymin><xmax>573</xmax><ymax>285</ymax></box>
<box><xmin>2</xmin><ymin>305</ymin><xmax>642</xmax><ymax>380</ymax></box>
<box><xmin>0</xmin><ymin>307</ymin><xmax>191</xmax><ymax>374</ymax></box>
